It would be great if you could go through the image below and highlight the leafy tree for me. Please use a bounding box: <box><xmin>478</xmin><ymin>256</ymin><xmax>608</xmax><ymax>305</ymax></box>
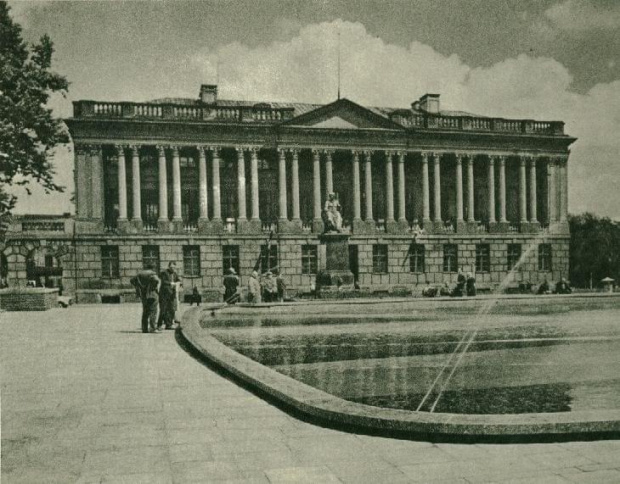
<box><xmin>569</xmin><ymin>213</ymin><xmax>620</xmax><ymax>288</ymax></box>
<box><xmin>0</xmin><ymin>0</ymin><xmax>69</xmax><ymax>218</ymax></box>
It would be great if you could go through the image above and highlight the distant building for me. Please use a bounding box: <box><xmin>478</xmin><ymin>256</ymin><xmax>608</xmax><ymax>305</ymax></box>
<box><xmin>0</xmin><ymin>85</ymin><xmax>575</xmax><ymax>301</ymax></box>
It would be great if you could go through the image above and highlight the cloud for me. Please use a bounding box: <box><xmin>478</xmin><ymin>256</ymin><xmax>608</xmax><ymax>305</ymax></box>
<box><xmin>544</xmin><ymin>0</ymin><xmax>620</xmax><ymax>31</ymax></box>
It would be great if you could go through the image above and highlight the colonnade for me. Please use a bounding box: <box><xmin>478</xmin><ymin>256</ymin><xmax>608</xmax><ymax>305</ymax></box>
<box><xmin>107</xmin><ymin>145</ymin><xmax>569</xmax><ymax>229</ymax></box>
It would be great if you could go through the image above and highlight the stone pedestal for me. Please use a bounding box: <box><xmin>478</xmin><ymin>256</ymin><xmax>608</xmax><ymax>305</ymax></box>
<box><xmin>385</xmin><ymin>220</ymin><xmax>403</xmax><ymax>234</ymax></box>
<box><xmin>312</xmin><ymin>218</ymin><xmax>324</xmax><ymax>234</ymax></box>
<box><xmin>158</xmin><ymin>220</ymin><xmax>174</xmax><ymax>233</ymax></box>
<box><xmin>237</xmin><ymin>219</ymin><xmax>263</xmax><ymax>234</ymax></box>
<box><xmin>197</xmin><ymin>220</ymin><xmax>224</xmax><ymax>234</ymax></box>
<box><xmin>520</xmin><ymin>221</ymin><xmax>540</xmax><ymax>234</ymax></box>
<box><xmin>456</xmin><ymin>221</ymin><xmax>468</xmax><ymax>234</ymax></box>
<box><xmin>490</xmin><ymin>222</ymin><xmax>511</xmax><ymax>234</ymax></box>
<box><xmin>316</xmin><ymin>233</ymin><xmax>354</xmax><ymax>293</ymax></box>
<box><xmin>352</xmin><ymin>219</ymin><xmax>375</xmax><ymax>235</ymax></box>
<box><xmin>422</xmin><ymin>219</ymin><xmax>434</xmax><ymax>234</ymax></box>
<box><xmin>277</xmin><ymin>219</ymin><xmax>304</xmax><ymax>234</ymax></box>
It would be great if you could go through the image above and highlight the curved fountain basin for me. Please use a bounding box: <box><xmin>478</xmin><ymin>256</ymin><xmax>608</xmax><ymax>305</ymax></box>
<box><xmin>180</xmin><ymin>294</ymin><xmax>620</xmax><ymax>442</ymax></box>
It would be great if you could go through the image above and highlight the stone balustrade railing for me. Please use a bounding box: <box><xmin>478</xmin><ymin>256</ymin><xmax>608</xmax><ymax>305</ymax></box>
<box><xmin>73</xmin><ymin>100</ymin><xmax>564</xmax><ymax>134</ymax></box>
<box><xmin>390</xmin><ymin>112</ymin><xmax>564</xmax><ymax>135</ymax></box>
<box><xmin>73</xmin><ymin>101</ymin><xmax>296</xmax><ymax>123</ymax></box>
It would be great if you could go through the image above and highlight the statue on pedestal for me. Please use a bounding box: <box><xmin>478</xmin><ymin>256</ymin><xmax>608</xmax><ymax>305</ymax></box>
<box><xmin>323</xmin><ymin>192</ymin><xmax>342</xmax><ymax>233</ymax></box>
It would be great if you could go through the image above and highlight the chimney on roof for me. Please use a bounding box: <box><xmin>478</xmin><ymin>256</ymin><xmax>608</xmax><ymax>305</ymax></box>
<box><xmin>416</xmin><ymin>94</ymin><xmax>440</xmax><ymax>114</ymax></box>
<box><xmin>199</xmin><ymin>84</ymin><xmax>218</xmax><ymax>104</ymax></box>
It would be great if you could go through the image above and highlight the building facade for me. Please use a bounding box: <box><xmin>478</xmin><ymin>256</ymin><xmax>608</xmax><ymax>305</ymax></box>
<box><xmin>0</xmin><ymin>85</ymin><xmax>575</xmax><ymax>301</ymax></box>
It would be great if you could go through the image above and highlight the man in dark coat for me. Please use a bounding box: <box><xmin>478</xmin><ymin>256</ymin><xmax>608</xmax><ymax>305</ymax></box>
<box><xmin>453</xmin><ymin>268</ymin><xmax>466</xmax><ymax>297</ymax></box>
<box><xmin>223</xmin><ymin>268</ymin><xmax>240</xmax><ymax>304</ymax></box>
<box><xmin>130</xmin><ymin>264</ymin><xmax>160</xmax><ymax>334</ymax></box>
<box><xmin>158</xmin><ymin>261</ymin><xmax>180</xmax><ymax>330</ymax></box>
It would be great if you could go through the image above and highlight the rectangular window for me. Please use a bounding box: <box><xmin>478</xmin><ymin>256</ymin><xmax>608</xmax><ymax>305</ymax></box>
<box><xmin>222</xmin><ymin>245</ymin><xmax>240</xmax><ymax>276</ymax></box>
<box><xmin>183</xmin><ymin>245</ymin><xmax>201</xmax><ymax>277</ymax></box>
<box><xmin>260</xmin><ymin>245</ymin><xmax>278</xmax><ymax>273</ymax></box>
<box><xmin>538</xmin><ymin>244</ymin><xmax>552</xmax><ymax>271</ymax></box>
<box><xmin>475</xmin><ymin>244</ymin><xmax>491</xmax><ymax>273</ymax></box>
<box><xmin>443</xmin><ymin>244</ymin><xmax>458</xmax><ymax>273</ymax></box>
<box><xmin>301</xmin><ymin>245</ymin><xmax>318</xmax><ymax>275</ymax></box>
<box><xmin>142</xmin><ymin>245</ymin><xmax>160</xmax><ymax>273</ymax></box>
<box><xmin>101</xmin><ymin>246</ymin><xmax>119</xmax><ymax>278</ymax></box>
<box><xmin>372</xmin><ymin>245</ymin><xmax>388</xmax><ymax>273</ymax></box>
<box><xmin>409</xmin><ymin>244</ymin><xmax>425</xmax><ymax>273</ymax></box>
<box><xmin>507</xmin><ymin>244</ymin><xmax>522</xmax><ymax>271</ymax></box>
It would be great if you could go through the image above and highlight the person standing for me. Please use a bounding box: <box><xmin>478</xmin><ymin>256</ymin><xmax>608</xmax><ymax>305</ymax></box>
<box><xmin>466</xmin><ymin>272</ymin><xmax>477</xmax><ymax>297</ymax></box>
<box><xmin>130</xmin><ymin>264</ymin><xmax>161</xmax><ymax>334</ymax></box>
<box><xmin>247</xmin><ymin>270</ymin><xmax>261</xmax><ymax>304</ymax></box>
<box><xmin>275</xmin><ymin>270</ymin><xmax>286</xmax><ymax>302</ymax></box>
<box><xmin>158</xmin><ymin>261</ymin><xmax>180</xmax><ymax>330</ymax></box>
<box><xmin>223</xmin><ymin>268</ymin><xmax>240</xmax><ymax>304</ymax></box>
<box><xmin>454</xmin><ymin>268</ymin><xmax>466</xmax><ymax>297</ymax></box>
<box><xmin>262</xmin><ymin>271</ymin><xmax>277</xmax><ymax>302</ymax></box>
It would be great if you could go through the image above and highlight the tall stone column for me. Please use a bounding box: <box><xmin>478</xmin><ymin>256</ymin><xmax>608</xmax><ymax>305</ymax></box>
<box><xmin>397</xmin><ymin>151</ymin><xmax>406</xmax><ymax>222</ymax></box>
<box><xmin>455</xmin><ymin>153</ymin><xmax>464</xmax><ymax>223</ymax></box>
<box><xmin>198</xmin><ymin>146</ymin><xmax>208</xmax><ymax>221</ymax></box>
<box><xmin>467</xmin><ymin>155</ymin><xmax>475</xmax><ymax>223</ymax></box>
<box><xmin>385</xmin><ymin>151</ymin><xmax>395</xmax><ymax>222</ymax></box>
<box><xmin>421</xmin><ymin>152</ymin><xmax>430</xmax><ymax>223</ymax></box>
<box><xmin>171</xmin><ymin>146</ymin><xmax>182</xmax><ymax>221</ymax></box>
<box><xmin>529</xmin><ymin>157</ymin><xmax>538</xmax><ymax>223</ymax></box>
<box><xmin>433</xmin><ymin>153</ymin><xmax>442</xmax><ymax>223</ymax></box>
<box><xmin>364</xmin><ymin>150</ymin><xmax>373</xmax><ymax>221</ymax></box>
<box><xmin>116</xmin><ymin>145</ymin><xmax>128</xmax><ymax>221</ymax></box>
<box><xmin>291</xmin><ymin>149</ymin><xmax>300</xmax><ymax>221</ymax></box>
<box><xmin>157</xmin><ymin>145</ymin><xmax>168</xmax><ymax>222</ymax></box>
<box><xmin>559</xmin><ymin>157</ymin><xmax>568</xmax><ymax>222</ymax></box>
<box><xmin>278</xmin><ymin>148</ymin><xmax>287</xmax><ymax>221</ymax></box>
<box><xmin>325</xmin><ymin>150</ymin><xmax>334</xmax><ymax>197</ymax></box>
<box><xmin>90</xmin><ymin>145</ymin><xmax>104</xmax><ymax>221</ymax></box>
<box><xmin>131</xmin><ymin>145</ymin><xmax>142</xmax><ymax>221</ymax></box>
<box><xmin>548</xmin><ymin>158</ymin><xmax>557</xmax><ymax>224</ymax></box>
<box><xmin>312</xmin><ymin>149</ymin><xmax>322</xmax><ymax>231</ymax></box>
<box><xmin>211</xmin><ymin>147</ymin><xmax>222</xmax><ymax>221</ymax></box>
<box><xmin>237</xmin><ymin>147</ymin><xmax>247</xmax><ymax>221</ymax></box>
<box><xmin>75</xmin><ymin>145</ymin><xmax>90</xmax><ymax>219</ymax></box>
<box><xmin>488</xmin><ymin>156</ymin><xmax>496</xmax><ymax>223</ymax></box>
<box><xmin>73</xmin><ymin>144</ymin><xmax>89</xmax><ymax>219</ymax></box>
<box><xmin>519</xmin><ymin>156</ymin><xmax>528</xmax><ymax>223</ymax></box>
<box><xmin>250</xmin><ymin>148</ymin><xmax>260</xmax><ymax>221</ymax></box>
<box><xmin>352</xmin><ymin>151</ymin><xmax>361</xmax><ymax>221</ymax></box>
<box><xmin>499</xmin><ymin>155</ymin><xmax>507</xmax><ymax>223</ymax></box>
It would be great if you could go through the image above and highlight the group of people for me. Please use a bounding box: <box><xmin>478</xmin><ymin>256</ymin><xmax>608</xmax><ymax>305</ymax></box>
<box><xmin>423</xmin><ymin>268</ymin><xmax>477</xmax><ymax>298</ymax></box>
<box><xmin>537</xmin><ymin>277</ymin><xmax>572</xmax><ymax>295</ymax></box>
<box><xmin>221</xmin><ymin>267</ymin><xmax>287</xmax><ymax>304</ymax></box>
<box><xmin>130</xmin><ymin>261</ymin><xmax>181</xmax><ymax>334</ymax></box>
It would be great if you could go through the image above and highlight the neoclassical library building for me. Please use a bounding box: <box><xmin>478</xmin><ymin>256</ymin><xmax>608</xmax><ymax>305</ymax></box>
<box><xmin>1</xmin><ymin>84</ymin><xmax>575</xmax><ymax>301</ymax></box>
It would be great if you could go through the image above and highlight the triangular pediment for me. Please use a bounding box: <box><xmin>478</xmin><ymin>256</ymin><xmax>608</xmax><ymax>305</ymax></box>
<box><xmin>281</xmin><ymin>98</ymin><xmax>404</xmax><ymax>131</ymax></box>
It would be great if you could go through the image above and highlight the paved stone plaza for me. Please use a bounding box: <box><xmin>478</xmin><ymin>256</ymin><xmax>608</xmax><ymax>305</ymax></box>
<box><xmin>2</xmin><ymin>305</ymin><xmax>620</xmax><ymax>483</ymax></box>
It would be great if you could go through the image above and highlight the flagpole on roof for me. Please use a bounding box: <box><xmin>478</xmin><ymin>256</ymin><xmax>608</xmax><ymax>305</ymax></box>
<box><xmin>337</xmin><ymin>30</ymin><xmax>341</xmax><ymax>100</ymax></box>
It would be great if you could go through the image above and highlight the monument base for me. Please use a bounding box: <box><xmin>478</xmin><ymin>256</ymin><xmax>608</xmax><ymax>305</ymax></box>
<box><xmin>317</xmin><ymin>233</ymin><xmax>354</xmax><ymax>295</ymax></box>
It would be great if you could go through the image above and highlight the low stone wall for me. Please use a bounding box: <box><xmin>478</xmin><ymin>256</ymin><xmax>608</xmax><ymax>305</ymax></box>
<box><xmin>180</xmin><ymin>297</ymin><xmax>620</xmax><ymax>442</ymax></box>
<box><xmin>0</xmin><ymin>288</ymin><xmax>59</xmax><ymax>311</ymax></box>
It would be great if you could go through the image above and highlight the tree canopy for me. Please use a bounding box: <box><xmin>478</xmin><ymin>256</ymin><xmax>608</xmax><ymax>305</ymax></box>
<box><xmin>0</xmin><ymin>0</ymin><xmax>69</xmax><ymax>216</ymax></box>
<box><xmin>569</xmin><ymin>213</ymin><xmax>620</xmax><ymax>288</ymax></box>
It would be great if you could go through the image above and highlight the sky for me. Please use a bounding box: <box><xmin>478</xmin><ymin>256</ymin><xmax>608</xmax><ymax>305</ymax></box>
<box><xmin>6</xmin><ymin>0</ymin><xmax>620</xmax><ymax>219</ymax></box>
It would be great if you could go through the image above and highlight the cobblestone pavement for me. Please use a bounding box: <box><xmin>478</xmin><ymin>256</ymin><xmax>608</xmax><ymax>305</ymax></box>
<box><xmin>2</xmin><ymin>305</ymin><xmax>620</xmax><ymax>483</ymax></box>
